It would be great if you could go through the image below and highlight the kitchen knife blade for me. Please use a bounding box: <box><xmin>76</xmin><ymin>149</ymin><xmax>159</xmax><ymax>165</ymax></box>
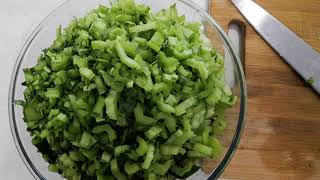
<box><xmin>231</xmin><ymin>0</ymin><xmax>320</xmax><ymax>94</ymax></box>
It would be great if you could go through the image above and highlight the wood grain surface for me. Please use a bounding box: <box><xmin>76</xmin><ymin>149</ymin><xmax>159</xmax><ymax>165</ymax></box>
<box><xmin>210</xmin><ymin>0</ymin><xmax>320</xmax><ymax>179</ymax></box>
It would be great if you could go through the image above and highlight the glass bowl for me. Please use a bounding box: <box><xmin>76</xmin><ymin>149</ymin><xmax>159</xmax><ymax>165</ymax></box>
<box><xmin>8</xmin><ymin>0</ymin><xmax>247</xmax><ymax>179</ymax></box>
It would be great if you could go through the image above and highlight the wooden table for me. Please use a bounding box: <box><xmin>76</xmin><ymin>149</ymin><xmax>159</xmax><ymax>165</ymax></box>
<box><xmin>210</xmin><ymin>0</ymin><xmax>320</xmax><ymax>179</ymax></box>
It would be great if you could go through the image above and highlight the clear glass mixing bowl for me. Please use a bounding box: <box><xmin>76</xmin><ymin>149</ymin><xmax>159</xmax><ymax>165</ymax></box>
<box><xmin>8</xmin><ymin>0</ymin><xmax>247</xmax><ymax>179</ymax></box>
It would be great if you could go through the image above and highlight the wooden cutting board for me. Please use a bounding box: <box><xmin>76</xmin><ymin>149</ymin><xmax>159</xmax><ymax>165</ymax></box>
<box><xmin>210</xmin><ymin>0</ymin><xmax>320</xmax><ymax>179</ymax></box>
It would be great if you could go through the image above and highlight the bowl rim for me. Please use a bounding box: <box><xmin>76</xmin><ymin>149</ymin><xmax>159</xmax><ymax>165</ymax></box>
<box><xmin>8</xmin><ymin>0</ymin><xmax>247</xmax><ymax>179</ymax></box>
<box><xmin>182</xmin><ymin>0</ymin><xmax>247</xmax><ymax>179</ymax></box>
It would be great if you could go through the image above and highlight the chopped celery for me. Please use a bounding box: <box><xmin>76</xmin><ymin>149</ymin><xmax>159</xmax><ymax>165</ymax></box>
<box><xmin>171</xmin><ymin>159</ymin><xmax>195</xmax><ymax>177</ymax></box>
<box><xmin>94</xmin><ymin>76</ymin><xmax>107</xmax><ymax>95</ymax></box>
<box><xmin>157</xmin><ymin>102</ymin><xmax>175</xmax><ymax>114</ymax></box>
<box><xmin>92</xmin><ymin>96</ymin><xmax>105</xmax><ymax>116</ymax></box>
<box><xmin>134</xmin><ymin>103</ymin><xmax>156</xmax><ymax>125</ymax></box>
<box><xmin>23</xmin><ymin>106</ymin><xmax>43</xmax><ymax>122</ymax></box>
<box><xmin>142</xmin><ymin>144</ymin><xmax>155</xmax><ymax>169</ymax></box>
<box><xmin>114</xmin><ymin>145</ymin><xmax>130</xmax><ymax>156</ymax></box>
<box><xmin>149</xmin><ymin>160</ymin><xmax>172</xmax><ymax>175</ymax></box>
<box><xmin>160</xmin><ymin>144</ymin><xmax>180</xmax><ymax>155</ymax></box>
<box><xmin>92</xmin><ymin>40</ymin><xmax>108</xmax><ymax>51</ymax></box>
<box><xmin>115</xmin><ymin>39</ymin><xmax>141</xmax><ymax>70</ymax></box>
<box><xmin>105</xmin><ymin>90</ymin><xmax>119</xmax><ymax>120</ymax></box>
<box><xmin>101</xmin><ymin>152</ymin><xmax>111</xmax><ymax>162</ymax></box>
<box><xmin>129</xmin><ymin>22</ymin><xmax>157</xmax><ymax>33</ymax></box>
<box><xmin>159</xmin><ymin>53</ymin><xmax>180</xmax><ymax>73</ymax></box>
<box><xmin>145</xmin><ymin>126</ymin><xmax>163</xmax><ymax>140</ymax></box>
<box><xmin>175</xmin><ymin>96</ymin><xmax>197</xmax><ymax>116</ymax></box>
<box><xmin>92</xmin><ymin>124</ymin><xmax>117</xmax><ymax>142</ymax></box>
<box><xmin>147</xmin><ymin>32</ymin><xmax>164</xmax><ymax>52</ymax></box>
<box><xmin>124</xmin><ymin>162</ymin><xmax>141</xmax><ymax>175</ymax></box>
<box><xmin>79</xmin><ymin>67</ymin><xmax>95</xmax><ymax>80</ymax></box>
<box><xmin>111</xmin><ymin>159</ymin><xmax>127</xmax><ymax>180</ymax></box>
<box><xmin>192</xmin><ymin>143</ymin><xmax>213</xmax><ymax>156</ymax></box>
<box><xmin>19</xmin><ymin>0</ymin><xmax>235</xmax><ymax>179</ymax></box>
<box><xmin>155</xmin><ymin>112</ymin><xmax>176</xmax><ymax>133</ymax></box>
<box><xmin>184</xmin><ymin>58</ymin><xmax>209</xmax><ymax>80</ymax></box>
<box><xmin>136</xmin><ymin>136</ymin><xmax>148</xmax><ymax>156</ymax></box>
<box><xmin>79</xmin><ymin>132</ymin><xmax>97</xmax><ymax>149</ymax></box>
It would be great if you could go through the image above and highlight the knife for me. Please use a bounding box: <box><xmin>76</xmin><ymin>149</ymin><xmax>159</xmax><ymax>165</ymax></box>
<box><xmin>231</xmin><ymin>0</ymin><xmax>320</xmax><ymax>94</ymax></box>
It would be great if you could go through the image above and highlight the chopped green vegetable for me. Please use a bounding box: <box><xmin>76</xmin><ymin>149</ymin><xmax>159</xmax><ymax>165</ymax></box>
<box><xmin>134</xmin><ymin>103</ymin><xmax>156</xmax><ymax>125</ymax></box>
<box><xmin>142</xmin><ymin>144</ymin><xmax>155</xmax><ymax>169</ymax></box>
<box><xmin>94</xmin><ymin>76</ymin><xmax>107</xmax><ymax>94</ymax></box>
<box><xmin>105</xmin><ymin>90</ymin><xmax>119</xmax><ymax>120</ymax></box>
<box><xmin>44</xmin><ymin>88</ymin><xmax>61</xmax><ymax>99</ymax></box>
<box><xmin>115</xmin><ymin>145</ymin><xmax>130</xmax><ymax>156</ymax></box>
<box><xmin>136</xmin><ymin>136</ymin><xmax>148</xmax><ymax>156</ymax></box>
<box><xmin>175</xmin><ymin>96</ymin><xmax>197</xmax><ymax>116</ymax></box>
<box><xmin>124</xmin><ymin>161</ymin><xmax>141</xmax><ymax>175</ymax></box>
<box><xmin>147</xmin><ymin>32</ymin><xmax>164</xmax><ymax>52</ymax></box>
<box><xmin>160</xmin><ymin>144</ymin><xmax>180</xmax><ymax>155</ymax></box>
<box><xmin>149</xmin><ymin>160</ymin><xmax>172</xmax><ymax>175</ymax></box>
<box><xmin>145</xmin><ymin>126</ymin><xmax>163</xmax><ymax>140</ymax></box>
<box><xmin>115</xmin><ymin>39</ymin><xmax>141</xmax><ymax>70</ymax></box>
<box><xmin>79</xmin><ymin>67</ymin><xmax>95</xmax><ymax>80</ymax></box>
<box><xmin>111</xmin><ymin>159</ymin><xmax>127</xmax><ymax>180</ymax></box>
<box><xmin>101</xmin><ymin>152</ymin><xmax>111</xmax><ymax>162</ymax></box>
<box><xmin>129</xmin><ymin>22</ymin><xmax>157</xmax><ymax>33</ymax></box>
<box><xmin>92</xmin><ymin>124</ymin><xmax>117</xmax><ymax>142</ymax></box>
<box><xmin>18</xmin><ymin>0</ymin><xmax>236</xmax><ymax>179</ymax></box>
<box><xmin>79</xmin><ymin>132</ymin><xmax>97</xmax><ymax>149</ymax></box>
<box><xmin>307</xmin><ymin>76</ymin><xmax>315</xmax><ymax>85</ymax></box>
<box><xmin>92</xmin><ymin>96</ymin><xmax>105</xmax><ymax>116</ymax></box>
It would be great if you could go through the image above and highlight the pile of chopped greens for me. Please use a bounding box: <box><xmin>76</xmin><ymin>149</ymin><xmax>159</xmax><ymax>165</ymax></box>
<box><xmin>20</xmin><ymin>0</ymin><xmax>236</xmax><ymax>179</ymax></box>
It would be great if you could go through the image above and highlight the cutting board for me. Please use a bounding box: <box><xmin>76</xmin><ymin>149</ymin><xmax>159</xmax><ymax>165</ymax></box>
<box><xmin>209</xmin><ymin>0</ymin><xmax>320</xmax><ymax>179</ymax></box>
